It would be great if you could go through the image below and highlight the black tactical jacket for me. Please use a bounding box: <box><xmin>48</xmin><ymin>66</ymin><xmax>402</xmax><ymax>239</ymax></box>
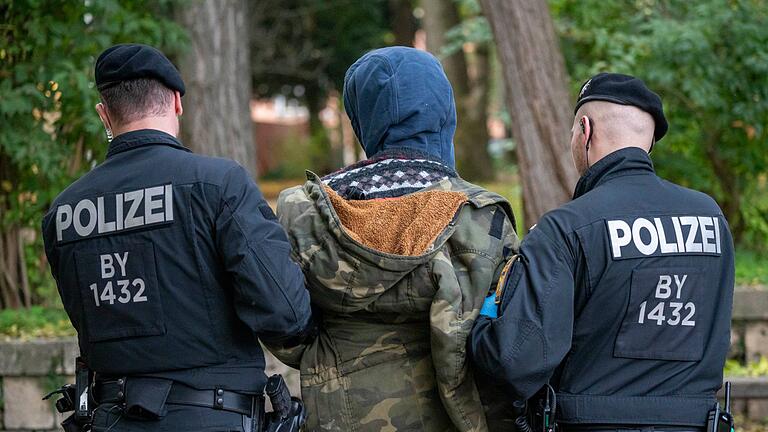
<box><xmin>469</xmin><ymin>147</ymin><xmax>734</xmax><ymax>427</ymax></box>
<box><xmin>42</xmin><ymin>129</ymin><xmax>312</xmax><ymax>392</ymax></box>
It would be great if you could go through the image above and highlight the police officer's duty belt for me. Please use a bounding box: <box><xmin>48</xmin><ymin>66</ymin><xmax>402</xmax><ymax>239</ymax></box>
<box><xmin>96</xmin><ymin>378</ymin><xmax>258</xmax><ymax>416</ymax></box>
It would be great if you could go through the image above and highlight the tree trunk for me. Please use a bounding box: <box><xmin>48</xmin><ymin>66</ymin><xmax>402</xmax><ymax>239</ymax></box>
<box><xmin>0</xmin><ymin>150</ymin><xmax>27</xmax><ymax>309</ymax></box>
<box><xmin>703</xmin><ymin>129</ymin><xmax>744</xmax><ymax>242</ymax></box>
<box><xmin>389</xmin><ymin>0</ymin><xmax>416</xmax><ymax>47</ymax></box>
<box><xmin>0</xmin><ymin>228</ymin><xmax>25</xmax><ymax>309</ymax></box>
<box><xmin>422</xmin><ymin>0</ymin><xmax>466</xmax><ymax>92</ymax></box>
<box><xmin>460</xmin><ymin>44</ymin><xmax>494</xmax><ymax>182</ymax></box>
<box><xmin>480</xmin><ymin>0</ymin><xmax>579</xmax><ymax>227</ymax></box>
<box><xmin>177</xmin><ymin>0</ymin><xmax>256</xmax><ymax>175</ymax></box>
<box><xmin>305</xmin><ymin>85</ymin><xmax>337</xmax><ymax>175</ymax></box>
<box><xmin>422</xmin><ymin>0</ymin><xmax>494</xmax><ymax>182</ymax></box>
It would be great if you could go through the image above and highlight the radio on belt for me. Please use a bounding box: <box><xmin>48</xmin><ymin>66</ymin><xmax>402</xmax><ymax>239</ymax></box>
<box><xmin>707</xmin><ymin>382</ymin><xmax>735</xmax><ymax>432</ymax></box>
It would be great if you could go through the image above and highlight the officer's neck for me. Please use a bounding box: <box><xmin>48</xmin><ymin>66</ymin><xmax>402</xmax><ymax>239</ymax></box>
<box><xmin>588</xmin><ymin>142</ymin><xmax>650</xmax><ymax>170</ymax></box>
<box><xmin>112</xmin><ymin>115</ymin><xmax>179</xmax><ymax>139</ymax></box>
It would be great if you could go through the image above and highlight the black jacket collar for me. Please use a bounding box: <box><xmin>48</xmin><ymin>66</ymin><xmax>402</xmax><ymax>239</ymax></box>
<box><xmin>573</xmin><ymin>147</ymin><xmax>655</xmax><ymax>199</ymax></box>
<box><xmin>106</xmin><ymin>129</ymin><xmax>191</xmax><ymax>158</ymax></box>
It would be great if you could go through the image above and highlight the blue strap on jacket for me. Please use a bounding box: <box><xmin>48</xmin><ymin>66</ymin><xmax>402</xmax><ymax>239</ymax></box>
<box><xmin>479</xmin><ymin>294</ymin><xmax>498</xmax><ymax>318</ymax></box>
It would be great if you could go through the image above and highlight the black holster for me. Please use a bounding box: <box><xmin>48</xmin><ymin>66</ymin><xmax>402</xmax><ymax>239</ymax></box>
<box><xmin>60</xmin><ymin>413</ymin><xmax>89</xmax><ymax>432</ymax></box>
<box><xmin>43</xmin><ymin>357</ymin><xmax>94</xmax><ymax>432</ymax></box>
<box><xmin>263</xmin><ymin>374</ymin><xmax>306</xmax><ymax>432</ymax></box>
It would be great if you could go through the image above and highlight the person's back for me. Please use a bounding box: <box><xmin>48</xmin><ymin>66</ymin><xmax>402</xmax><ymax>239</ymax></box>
<box><xmin>270</xmin><ymin>47</ymin><xmax>519</xmax><ymax>431</ymax></box>
<box><xmin>42</xmin><ymin>44</ymin><xmax>313</xmax><ymax>431</ymax></box>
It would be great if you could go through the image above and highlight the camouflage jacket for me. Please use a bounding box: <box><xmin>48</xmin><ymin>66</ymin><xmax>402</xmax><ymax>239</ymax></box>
<box><xmin>272</xmin><ymin>172</ymin><xmax>519</xmax><ymax>432</ymax></box>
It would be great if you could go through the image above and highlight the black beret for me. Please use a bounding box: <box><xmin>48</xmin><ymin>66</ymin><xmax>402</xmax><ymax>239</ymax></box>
<box><xmin>95</xmin><ymin>44</ymin><xmax>185</xmax><ymax>96</ymax></box>
<box><xmin>575</xmin><ymin>72</ymin><xmax>667</xmax><ymax>142</ymax></box>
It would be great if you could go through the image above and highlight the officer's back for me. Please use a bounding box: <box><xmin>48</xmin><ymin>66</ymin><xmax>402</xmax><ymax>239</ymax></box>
<box><xmin>42</xmin><ymin>44</ymin><xmax>312</xmax><ymax>431</ymax></box>
<box><xmin>469</xmin><ymin>73</ymin><xmax>734</xmax><ymax>431</ymax></box>
<box><xmin>550</xmin><ymin>147</ymin><xmax>733</xmax><ymax>424</ymax></box>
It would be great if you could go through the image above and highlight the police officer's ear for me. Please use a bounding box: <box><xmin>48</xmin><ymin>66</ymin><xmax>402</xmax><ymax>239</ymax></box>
<box><xmin>95</xmin><ymin>103</ymin><xmax>113</xmax><ymax>133</ymax></box>
<box><xmin>173</xmin><ymin>91</ymin><xmax>183</xmax><ymax>117</ymax></box>
<box><xmin>580</xmin><ymin>116</ymin><xmax>593</xmax><ymax>149</ymax></box>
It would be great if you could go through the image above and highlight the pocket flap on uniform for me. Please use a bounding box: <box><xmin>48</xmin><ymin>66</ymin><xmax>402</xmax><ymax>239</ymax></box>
<box><xmin>74</xmin><ymin>242</ymin><xmax>166</xmax><ymax>342</ymax></box>
<box><xmin>614</xmin><ymin>267</ymin><xmax>706</xmax><ymax>361</ymax></box>
<box><xmin>124</xmin><ymin>378</ymin><xmax>173</xmax><ymax>420</ymax></box>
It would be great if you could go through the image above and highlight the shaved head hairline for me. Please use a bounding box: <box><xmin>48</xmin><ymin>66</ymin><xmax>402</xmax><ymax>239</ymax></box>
<box><xmin>575</xmin><ymin>101</ymin><xmax>656</xmax><ymax>151</ymax></box>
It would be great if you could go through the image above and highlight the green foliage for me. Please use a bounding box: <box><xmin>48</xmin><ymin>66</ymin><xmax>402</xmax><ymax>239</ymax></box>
<box><xmin>735</xmin><ymin>248</ymin><xmax>768</xmax><ymax>287</ymax></box>
<box><xmin>442</xmin><ymin>0</ymin><xmax>491</xmax><ymax>58</ymax></box>
<box><xmin>0</xmin><ymin>306</ymin><xmax>74</xmax><ymax>340</ymax></box>
<box><xmin>0</xmin><ymin>0</ymin><xmax>186</xmax><ymax>306</ymax></box>
<box><xmin>25</xmin><ymin>235</ymin><xmax>60</xmax><ymax>306</ymax></box>
<box><xmin>0</xmin><ymin>0</ymin><xmax>186</xmax><ymax>228</ymax></box>
<box><xmin>725</xmin><ymin>356</ymin><xmax>768</xmax><ymax>377</ymax></box>
<box><xmin>250</xmin><ymin>0</ymin><xmax>390</xmax><ymax>101</ymax></box>
<box><xmin>550</xmin><ymin>0</ymin><xmax>768</xmax><ymax>246</ymax></box>
<box><xmin>250</xmin><ymin>0</ymin><xmax>390</xmax><ymax>173</ymax></box>
<box><xmin>740</xmin><ymin>175</ymin><xmax>768</xmax><ymax>249</ymax></box>
<box><xmin>454</xmin><ymin>0</ymin><xmax>768</xmax><ymax>246</ymax></box>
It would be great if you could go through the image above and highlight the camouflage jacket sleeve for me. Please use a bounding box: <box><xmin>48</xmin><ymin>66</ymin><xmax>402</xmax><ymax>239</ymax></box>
<box><xmin>429</xmin><ymin>202</ymin><xmax>519</xmax><ymax>432</ymax></box>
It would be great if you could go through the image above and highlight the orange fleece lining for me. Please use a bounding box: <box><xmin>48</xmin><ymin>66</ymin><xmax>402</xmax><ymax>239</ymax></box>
<box><xmin>324</xmin><ymin>185</ymin><xmax>467</xmax><ymax>256</ymax></box>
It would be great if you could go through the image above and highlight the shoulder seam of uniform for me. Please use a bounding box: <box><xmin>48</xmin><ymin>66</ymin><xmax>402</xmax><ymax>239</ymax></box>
<box><xmin>217</xmin><ymin>164</ymin><xmax>246</xmax><ymax>215</ymax></box>
<box><xmin>531</xmin><ymin>216</ymin><xmax>573</xmax><ymax>262</ymax></box>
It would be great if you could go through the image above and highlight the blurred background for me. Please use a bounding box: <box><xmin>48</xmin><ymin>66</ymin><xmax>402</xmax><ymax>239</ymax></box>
<box><xmin>1</xmin><ymin>0</ymin><xmax>767</xmax><ymax>430</ymax></box>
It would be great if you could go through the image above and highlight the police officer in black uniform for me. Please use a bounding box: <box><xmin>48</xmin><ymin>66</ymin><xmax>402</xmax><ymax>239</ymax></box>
<box><xmin>42</xmin><ymin>44</ymin><xmax>314</xmax><ymax>431</ymax></box>
<box><xmin>469</xmin><ymin>73</ymin><xmax>735</xmax><ymax>431</ymax></box>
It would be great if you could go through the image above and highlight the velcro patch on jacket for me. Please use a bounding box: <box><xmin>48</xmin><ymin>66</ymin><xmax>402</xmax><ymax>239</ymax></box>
<box><xmin>614</xmin><ymin>267</ymin><xmax>708</xmax><ymax>361</ymax></box>
<box><xmin>605</xmin><ymin>215</ymin><xmax>723</xmax><ymax>260</ymax></box>
<box><xmin>74</xmin><ymin>242</ymin><xmax>165</xmax><ymax>343</ymax></box>
<box><xmin>55</xmin><ymin>184</ymin><xmax>174</xmax><ymax>244</ymax></box>
<box><xmin>489</xmin><ymin>207</ymin><xmax>505</xmax><ymax>240</ymax></box>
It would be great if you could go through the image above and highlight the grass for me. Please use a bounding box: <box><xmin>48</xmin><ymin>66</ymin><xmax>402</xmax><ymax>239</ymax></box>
<box><xmin>0</xmin><ymin>306</ymin><xmax>75</xmax><ymax>340</ymax></box>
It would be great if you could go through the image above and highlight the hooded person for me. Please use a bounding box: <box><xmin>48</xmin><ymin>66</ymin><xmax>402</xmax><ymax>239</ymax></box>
<box><xmin>268</xmin><ymin>47</ymin><xmax>519</xmax><ymax>431</ymax></box>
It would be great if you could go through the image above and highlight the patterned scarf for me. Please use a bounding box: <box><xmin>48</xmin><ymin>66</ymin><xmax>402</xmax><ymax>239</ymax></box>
<box><xmin>322</xmin><ymin>149</ymin><xmax>458</xmax><ymax>200</ymax></box>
